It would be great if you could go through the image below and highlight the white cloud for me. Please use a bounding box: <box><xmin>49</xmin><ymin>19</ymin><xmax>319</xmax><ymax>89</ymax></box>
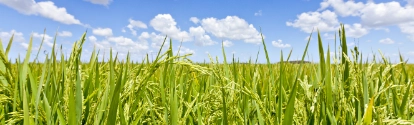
<box><xmin>189</xmin><ymin>17</ymin><xmax>200</xmax><ymax>24</ymax></box>
<box><xmin>127</xmin><ymin>18</ymin><xmax>147</xmax><ymax>36</ymax></box>
<box><xmin>91</xmin><ymin>40</ymin><xmax>110</xmax><ymax>52</ymax></box>
<box><xmin>92</xmin><ymin>28</ymin><xmax>113</xmax><ymax>37</ymax></box>
<box><xmin>408</xmin><ymin>0</ymin><xmax>414</xmax><ymax>6</ymax></box>
<box><xmin>318</xmin><ymin>0</ymin><xmax>414</xmax><ymax>27</ymax></box>
<box><xmin>92</xmin><ymin>35</ymin><xmax>149</xmax><ymax>55</ymax></box>
<box><xmin>189</xmin><ymin>26</ymin><xmax>216</xmax><ymax>46</ymax></box>
<box><xmin>201</xmin><ymin>16</ymin><xmax>263</xmax><ymax>44</ymax></box>
<box><xmin>315</xmin><ymin>0</ymin><xmax>414</xmax><ymax>42</ymax></box>
<box><xmin>0</xmin><ymin>30</ymin><xmax>25</xmax><ymax>43</ymax></box>
<box><xmin>344</xmin><ymin>23</ymin><xmax>369</xmax><ymax>38</ymax></box>
<box><xmin>222</xmin><ymin>40</ymin><xmax>233</xmax><ymax>47</ymax></box>
<box><xmin>88</xmin><ymin>36</ymin><xmax>97</xmax><ymax>42</ymax></box>
<box><xmin>107</xmin><ymin>36</ymin><xmax>148</xmax><ymax>51</ymax></box>
<box><xmin>0</xmin><ymin>30</ymin><xmax>27</xmax><ymax>49</ymax></box>
<box><xmin>398</xmin><ymin>22</ymin><xmax>414</xmax><ymax>41</ymax></box>
<box><xmin>254</xmin><ymin>10</ymin><xmax>262</xmax><ymax>16</ymax></box>
<box><xmin>287</xmin><ymin>9</ymin><xmax>370</xmax><ymax>38</ymax></box>
<box><xmin>20</xmin><ymin>42</ymin><xmax>29</xmax><ymax>49</ymax></box>
<box><xmin>177</xmin><ymin>46</ymin><xmax>195</xmax><ymax>55</ymax></box>
<box><xmin>272</xmin><ymin>39</ymin><xmax>291</xmax><ymax>48</ymax></box>
<box><xmin>138</xmin><ymin>32</ymin><xmax>167</xmax><ymax>49</ymax></box>
<box><xmin>323</xmin><ymin>33</ymin><xmax>335</xmax><ymax>39</ymax></box>
<box><xmin>318</xmin><ymin>0</ymin><xmax>365</xmax><ymax>16</ymax></box>
<box><xmin>150</xmin><ymin>14</ymin><xmax>191</xmax><ymax>42</ymax></box>
<box><xmin>286</xmin><ymin>10</ymin><xmax>339</xmax><ymax>33</ymax></box>
<box><xmin>0</xmin><ymin>0</ymin><xmax>81</xmax><ymax>25</ymax></box>
<box><xmin>360</xmin><ymin>1</ymin><xmax>414</xmax><ymax>27</ymax></box>
<box><xmin>379</xmin><ymin>38</ymin><xmax>395</xmax><ymax>44</ymax></box>
<box><xmin>58</xmin><ymin>31</ymin><xmax>72</xmax><ymax>37</ymax></box>
<box><xmin>85</xmin><ymin>0</ymin><xmax>112</xmax><ymax>6</ymax></box>
<box><xmin>32</xmin><ymin>32</ymin><xmax>53</xmax><ymax>47</ymax></box>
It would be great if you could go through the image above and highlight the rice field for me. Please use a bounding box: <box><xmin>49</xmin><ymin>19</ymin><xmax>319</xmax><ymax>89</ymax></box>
<box><xmin>0</xmin><ymin>25</ymin><xmax>413</xmax><ymax>124</ymax></box>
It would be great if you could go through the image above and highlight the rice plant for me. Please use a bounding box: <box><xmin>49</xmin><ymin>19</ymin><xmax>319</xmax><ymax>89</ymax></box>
<box><xmin>0</xmin><ymin>24</ymin><xmax>413</xmax><ymax>124</ymax></box>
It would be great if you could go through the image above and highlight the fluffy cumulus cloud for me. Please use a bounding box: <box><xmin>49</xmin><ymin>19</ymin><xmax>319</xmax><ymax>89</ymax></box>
<box><xmin>323</xmin><ymin>33</ymin><xmax>335</xmax><ymax>39</ymax></box>
<box><xmin>0</xmin><ymin>30</ymin><xmax>25</xmax><ymax>43</ymax></box>
<box><xmin>107</xmin><ymin>36</ymin><xmax>148</xmax><ymax>51</ymax></box>
<box><xmin>272</xmin><ymin>39</ymin><xmax>291</xmax><ymax>48</ymax></box>
<box><xmin>398</xmin><ymin>22</ymin><xmax>414</xmax><ymax>41</ymax></box>
<box><xmin>176</xmin><ymin>46</ymin><xmax>195</xmax><ymax>55</ymax></box>
<box><xmin>92</xmin><ymin>28</ymin><xmax>113</xmax><ymax>37</ymax></box>
<box><xmin>88</xmin><ymin>36</ymin><xmax>97</xmax><ymax>42</ymax></box>
<box><xmin>201</xmin><ymin>16</ymin><xmax>263</xmax><ymax>44</ymax></box>
<box><xmin>286</xmin><ymin>10</ymin><xmax>339</xmax><ymax>33</ymax></box>
<box><xmin>318</xmin><ymin>0</ymin><xmax>365</xmax><ymax>17</ymax></box>
<box><xmin>318</xmin><ymin>0</ymin><xmax>414</xmax><ymax>27</ymax></box>
<box><xmin>91</xmin><ymin>35</ymin><xmax>149</xmax><ymax>55</ymax></box>
<box><xmin>20</xmin><ymin>42</ymin><xmax>29</xmax><ymax>49</ymax></box>
<box><xmin>360</xmin><ymin>1</ymin><xmax>414</xmax><ymax>27</ymax></box>
<box><xmin>0</xmin><ymin>0</ymin><xmax>81</xmax><ymax>25</ymax></box>
<box><xmin>127</xmin><ymin>18</ymin><xmax>147</xmax><ymax>36</ymax></box>
<box><xmin>0</xmin><ymin>30</ymin><xmax>26</xmax><ymax>48</ymax></box>
<box><xmin>85</xmin><ymin>0</ymin><xmax>112</xmax><ymax>6</ymax></box>
<box><xmin>408</xmin><ymin>0</ymin><xmax>414</xmax><ymax>6</ymax></box>
<box><xmin>290</xmin><ymin>0</ymin><xmax>414</xmax><ymax>40</ymax></box>
<box><xmin>379</xmin><ymin>38</ymin><xmax>395</xmax><ymax>44</ymax></box>
<box><xmin>138</xmin><ymin>32</ymin><xmax>167</xmax><ymax>49</ymax></box>
<box><xmin>32</xmin><ymin>32</ymin><xmax>54</xmax><ymax>47</ymax></box>
<box><xmin>344</xmin><ymin>23</ymin><xmax>369</xmax><ymax>38</ymax></box>
<box><xmin>315</xmin><ymin>0</ymin><xmax>414</xmax><ymax>41</ymax></box>
<box><xmin>189</xmin><ymin>17</ymin><xmax>200</xmax><ymax>24</ymax></box>
<box><xmin>145</xmin><ymin>14</ymin><xmax>262</xmax><ymax>48</ymax></box>
<box><xmin>88</xmin><ymin>34</ymin><xmax>150</xmax><ymax>60</ymax></box>
<box><xmin>222</xmin><ymin>40</ymin><xmax>233</xmax><ymax>47</ymax></box>
<box><xmin>189</xmin><ymin>26</ymin><xmax>216</xmax><ymax>46</ymax></box>
<box><xmin>58</xmin><ymin>31</ymin><xmax>72</xmax><ymax>37</ymax></box>
<box><xmin>150</xmin><ymin>14</ymin><xmax>192</xmax><ymax>42</ymax></box>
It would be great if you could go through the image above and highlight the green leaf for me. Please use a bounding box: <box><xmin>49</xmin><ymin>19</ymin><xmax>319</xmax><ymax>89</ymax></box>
<box><xmin>282</xmin><ymin>75</ymin><xmax>298</xmax><ymax>125</ymax></box>
<box><xmin>363</xmin><ymin>97</ymin><xmax>375</xmax><ymax>125</ymax></box>
<box><xmin>5</xmin><ymin>34</ymin><xmax>14</xmax><ymax>58</ymax></box>
<box><xmin>22</xmin><ymin>34</ymin><xmax>33</xmax><ymax>125</ymax></box>
<box><xmin>106</xmin><ymin>64</ymin><xmax>124</xmax><ymax>125</ymax></box>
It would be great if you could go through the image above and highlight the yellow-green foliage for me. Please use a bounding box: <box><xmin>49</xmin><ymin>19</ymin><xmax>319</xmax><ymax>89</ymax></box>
<box><xmin>0</xmin><ymin>25</ymin><xmax>413</xmax><ymax>124</ymax></box>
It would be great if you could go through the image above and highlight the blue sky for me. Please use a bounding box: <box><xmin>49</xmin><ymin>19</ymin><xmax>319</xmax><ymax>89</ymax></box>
<box><xmin>1</xmin><ymin>0</ymin><xmax>414</xmax><ymax>63</ymax></box>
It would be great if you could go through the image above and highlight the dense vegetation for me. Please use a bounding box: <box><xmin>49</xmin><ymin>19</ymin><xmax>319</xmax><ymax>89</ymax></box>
<box><xmin>0</xmin><ymin>25</ymin><xmax>413</xmax><ymax>124</ymax></box>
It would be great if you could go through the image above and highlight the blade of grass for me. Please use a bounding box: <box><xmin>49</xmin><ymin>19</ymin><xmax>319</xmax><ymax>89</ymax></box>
<box><xmin>22</xmin><ymin>34</ymin><xmax>33</xmax><ymax>125</ymax></box>
<box><xmin>363</xmin><ymin>97</ymin><xmax>374</xmax><ymax>125</ymax></box>
<box><xmin>5</xmin><ymin>34</ymin><xmax>14</xmax><ymax>58</ymax></box>
<box><xmin>340</xmin><ymin>24</ymin><xmax>350</xmax><ymax>97</ymax></box>
<box><xmin>106</xmin><ymin>63</ymin><xmax>124</xmax><ymax>125</ymax></box>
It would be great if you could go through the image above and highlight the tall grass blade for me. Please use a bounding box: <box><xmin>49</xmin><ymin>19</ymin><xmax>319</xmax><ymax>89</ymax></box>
<box><xmin>340</xmin><ymin>24</ymin><xmax>350</xmax><ymax>96</ymax></box>
<box><xmin>363</xmin><ymin>97</ymin><xmax>374</xmax><ymax>125</ymax></box>
<box><xmin>5</xmin><ymin>34</ymin><xmax>14</xmax><ymax>57</ymax></box>
<box><xmin>22</xmin><ymin>34</ymin><xmax>33</xmax><ymax>125</ymax></box>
